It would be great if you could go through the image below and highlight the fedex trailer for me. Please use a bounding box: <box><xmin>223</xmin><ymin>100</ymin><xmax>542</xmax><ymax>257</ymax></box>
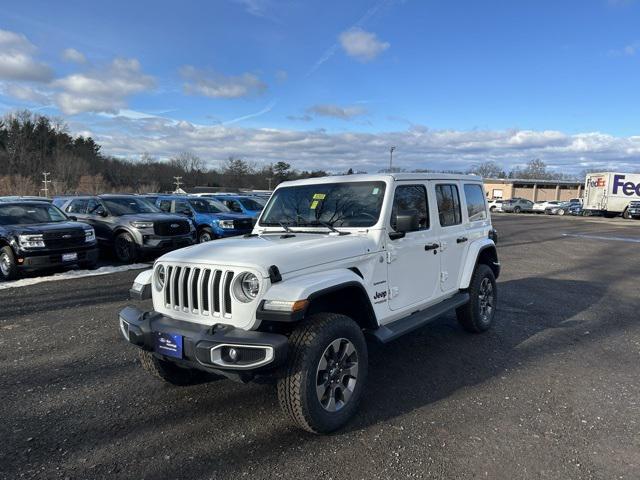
<box><xmin>583</xmin><ymin>172</ymin><xmax>640</xmax><ymax>218</ymax></box>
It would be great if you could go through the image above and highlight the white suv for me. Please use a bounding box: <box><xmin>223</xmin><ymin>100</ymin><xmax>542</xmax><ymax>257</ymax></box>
<box><xmin>120</xmin><ymin>173</ymin><xmax>500</xmax><ymax>433</ymax></box>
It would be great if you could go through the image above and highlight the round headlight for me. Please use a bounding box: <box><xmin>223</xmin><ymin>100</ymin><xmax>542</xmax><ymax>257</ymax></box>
<box><xmin>154</xmin><ymin>264</ymin><xmax>165</xmax><ymax>291</ymax></box>
<box><xmin>235</xmin><ymin>272</ymin><xmax>260</xmax><ymax>302</ymax></box>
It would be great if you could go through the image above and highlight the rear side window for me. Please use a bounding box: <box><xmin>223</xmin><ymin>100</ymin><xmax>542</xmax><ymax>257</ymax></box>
<box><xmin>463</xmin><ymin>184</ymin><xmax>487</xmax><ymax>222</ymax></box>
<box><xmin>436</xmin><ymin>184</ymin><xmax>462</xmax><ymax>227</ymax></box>
<box><xmin>390</xmin><ymin>184</ymin><xmax>429</xmax><ymax>232</ymax></box>
<box><xmin>66</xmin><ymin>199</ymin><xmax>88</xmax><ymax>214</ymax></box>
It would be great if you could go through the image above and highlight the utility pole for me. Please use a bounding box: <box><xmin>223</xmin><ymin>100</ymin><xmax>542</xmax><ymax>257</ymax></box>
<box><xmin>173</xmin><ymin>176</ymin><xmax>183</xmax><ymax>192</ymax></box>
<box><xmin>266</xmin><ymin>177</ymin><xmax>273</xmax><ymax>190</ymax></box>
<box><xmin>389</xmin><ymin>146</ymin><xmax>396</xmax><ymax>172</ymax></box>
<box><xmin>41</xmin><ymin>172</ymin><xmax>51</xmax><ymax>197</ymax></box>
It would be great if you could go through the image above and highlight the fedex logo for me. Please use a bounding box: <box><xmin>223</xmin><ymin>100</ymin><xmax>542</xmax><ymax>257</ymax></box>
<box><xmin>588</xmin><ymin>177</ymin><xmax>605</xmax><ymax>188</ymax></box>
<box><xmin>612</xmin><ymin>175</ymin><xmax>640</xmax><ymax>196</ymax></box>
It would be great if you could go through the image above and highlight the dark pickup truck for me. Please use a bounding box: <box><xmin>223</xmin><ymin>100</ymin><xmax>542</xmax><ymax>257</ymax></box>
<box><xmin>0</xmin><ymin>200</ymin><xmax>99</xmax><ymax>280</ymax></box>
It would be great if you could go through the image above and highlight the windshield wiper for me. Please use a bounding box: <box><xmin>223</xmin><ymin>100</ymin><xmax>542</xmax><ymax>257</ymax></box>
<box><xmin>313</xmin><ymin>220</ymin><xmax>349</xmax><ymax>235</ymax></box>
<box><xmin>278</xmin><ymin>222</ymin><xmax>293</xmax><ymax>233</ymax></box>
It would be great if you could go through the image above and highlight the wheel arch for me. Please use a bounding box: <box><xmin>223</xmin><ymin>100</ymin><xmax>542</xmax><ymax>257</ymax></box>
<box><xmin>305</xmin><ymin>282</ymin><xmax>378</xmax><ymax>331</ymax></box>
<box><xmin>460</xmin><ymin>241</ymin><xmax>500</xmax><ymax>289</ymax></box>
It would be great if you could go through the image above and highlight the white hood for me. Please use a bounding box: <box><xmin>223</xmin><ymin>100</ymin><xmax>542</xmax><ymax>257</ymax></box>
<box><xmin>157</xmin><ymin>233</ymin><xmax>376</xmax><ymax>276</ymax></box>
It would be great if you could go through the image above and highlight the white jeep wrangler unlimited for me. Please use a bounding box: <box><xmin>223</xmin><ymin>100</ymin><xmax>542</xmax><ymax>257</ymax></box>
<box><xmin>120</xmin><ymin>173</ymin><xmax>499</xmax><ymax>433</ymax></box>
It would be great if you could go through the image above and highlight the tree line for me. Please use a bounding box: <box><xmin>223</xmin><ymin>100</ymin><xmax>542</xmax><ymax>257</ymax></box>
<box><xmin>0</xmin><ymin>110</ymin><xmax>595</xmax><ymax>197</ymax></box>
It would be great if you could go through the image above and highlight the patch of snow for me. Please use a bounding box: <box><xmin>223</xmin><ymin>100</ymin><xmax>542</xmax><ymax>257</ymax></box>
<box><xmin>0</xmin><ymin>264</ymin><xmax>151</xmax><ymax>290</ymax></box>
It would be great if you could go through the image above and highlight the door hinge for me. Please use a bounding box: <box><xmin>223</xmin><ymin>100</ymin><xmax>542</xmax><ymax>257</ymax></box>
<box><xmin>440</xmin><ymin>271</ymin><xmax>448</xmax><ymax>283</ymax></box>
<box><xmin>386</xmin><ymin>251</ymin><xmax>397</xmax><ymax>263</ymax></box>
<box><xmin>439</xmin><ymin>240</ymin><xmax>448</xmax><ymax>251</ymax></box>
<box><xmin>389</xmin><ymin>286</ymin><xmax>399</xmax><ymax>298</ymax></box>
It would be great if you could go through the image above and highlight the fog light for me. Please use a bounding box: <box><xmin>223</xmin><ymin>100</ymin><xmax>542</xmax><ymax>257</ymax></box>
<box><xmin>228</xmin><ymin>348</ymin><xmax>239</xmax><ymax>362</ymax></box>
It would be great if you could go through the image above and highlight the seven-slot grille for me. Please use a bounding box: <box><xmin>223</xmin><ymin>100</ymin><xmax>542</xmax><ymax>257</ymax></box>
<box><xmin>154</xmin><ymin>220</ymin><xmax>191</xmax><ymax>236</ymax></box>
<box><xmin>163</xmin><ymin>265</ymin><xmax>235</xmax><ymax>317</ymax></box>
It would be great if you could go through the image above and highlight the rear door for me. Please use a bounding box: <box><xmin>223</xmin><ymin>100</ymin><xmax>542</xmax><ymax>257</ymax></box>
<box><xmin>386</xmin><ymin>183</ymin><xmax>441</xmax><ymax>312</ymax></box>
<box><xmin>434</xmin><ymin>182</ymin><xmax>467</xmax><ymax>293</ymax></box>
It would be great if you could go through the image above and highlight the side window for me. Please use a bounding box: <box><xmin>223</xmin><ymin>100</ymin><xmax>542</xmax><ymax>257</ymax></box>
<box><xmin>86</xmin><ymin>199</ymin><xmax>101</xmax><ymax>214</ymax></box>
<box><xmin>158</xmin><ymin>200</ymin><xmax>171</xmax><ymax>213</ymax></box>
<box><xmin>436</xmin><ymin>184</ymin><xmax>462</xmax><ymax>227</ymax></box>
<box><xmin>227</xmin><ymin>200</ymin><xmax>243</xmax><ymax>213</ymax></box>
<box><xmin>175</xmin><ymin>200</ymin><xmax>191</xmax><ymax>214</ymax></box>
<box><xmin>66</xmin><ymin>199</ymin><xmax>88</xmax><ymax>214</ymax></box>
<box><xmin>390</xmin><ymin>184</ymin><xmax>429</xmax><ymax>232</ymax></box>
<box><xmin>463</xmin><ymin>184</ymin><xmax>487</xmax><ymax>222</ymax></box>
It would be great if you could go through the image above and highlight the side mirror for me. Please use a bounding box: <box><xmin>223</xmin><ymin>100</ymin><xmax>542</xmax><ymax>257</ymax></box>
<box><xmin>68</xmin><ymin>215</ymin><xmax>77</xmax><ymax>221</ymax></box>
<box><xmin>182</xmin><ymin>209</ymin><xmax>194</xmax><ymax>217</ymax></box>
<box><xmin>99</xmin><ymin>209</ymin><xmax>108</xmax><ymax>217</ymax></box>
<box><xmin>389</xmin><ymin>212</ymin><xmax>418</xmax><ymax>240</ymax></box>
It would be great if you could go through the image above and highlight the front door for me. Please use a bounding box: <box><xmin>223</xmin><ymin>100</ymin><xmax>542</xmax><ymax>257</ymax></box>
<box><xmin>386</xmin><ymin>183</ymin><xmax>441</xmax><ymax>312</ymax></box>
<box><xmin>434</xmin><ymin>182</ymin><xmax>467</xmax><ymax>293</ymax></box>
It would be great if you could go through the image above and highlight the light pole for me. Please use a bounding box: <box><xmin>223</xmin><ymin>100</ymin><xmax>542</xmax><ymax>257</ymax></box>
<box><xmin>389</xmin><ymin>146</ymin><xmax>396</xmax><ymax>171</ymax></box>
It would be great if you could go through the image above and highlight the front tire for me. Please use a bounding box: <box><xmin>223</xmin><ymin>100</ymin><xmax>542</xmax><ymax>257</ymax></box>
<box><xmin>513</xmin><ymin>206</ymin><xmax>522</xmax><ymax>213</ymax></box>
<box><xmin>139</xmin><ymin>351</ymin><xmax>209</xmax><ymax>386</ymax></box>
<box><xmin>623</xmin><ymin>208</ymin><xmax>631</xmax><ymax>220</ymax></box>
<box><xmin>277</xmin><ymin>313</ymin><xmax>368</xmax><ymax>434</ymax></box>
<box><xmin>456</xmin><ymin>264</ymin><xmax>497</xmax><ymax>333</ymax></box>
<box><xmin>558</xmin><ymin>209</ymin><xmax>566</xmax><ymax>216</ymax></box>
<box><xmin>0</xmin><ymin>246</ymin><xmax>18</xmax><ymax>281</ymax></box>
<box><xmin>198</xmin><ymin>227</ymin><xmax>215</xmax><ymax>243</ymax></box>
<box><xmin>114</xmin><ymin>232</ymin><xmax>137</xmax><ymax>263</ymax></box>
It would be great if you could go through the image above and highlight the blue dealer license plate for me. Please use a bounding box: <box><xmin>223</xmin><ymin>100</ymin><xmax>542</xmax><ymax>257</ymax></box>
<box><xmin>154</xmin><ymin>332</ymin><xmax>183</xmax><ymax>359</ymax></box>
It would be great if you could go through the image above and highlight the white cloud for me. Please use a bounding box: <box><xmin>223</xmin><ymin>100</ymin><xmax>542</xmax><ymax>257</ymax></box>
<box><xmin>275</xmin><ymin>69</ymin><xmax>288</xmax><ymax>83</ymax></box>
<box><xmin>180</xmin><ymin>66</ymin><xmax>267</xmax><ymax>98</ymax></box>
<box><xmin>234</xmin><ymin>0</ymin><xmax>272</xmax><ymax>18</ymax></box>
<box><xmin>83</xmin><ymin>116</ymin><xmax>640</xmax><ymax>175</ymax></box>
<box><xmin>2</xmin><ymin>84</ymin><xmax>51</xmax><ymax>104</ymax></box>
<box><xmin>339</xmin><ymin>28</ymin><xmax>389</xmax><ymax>62</ymax></box>
<box><xmin>0</xmin><ymin>29</ymin><xmax>52</xmax><ymax>82</ymax></box>
<box><xmin>53</xmin><ymin>58</ymin><xmax>155</xmax><ymax>114</ymax></box>
<box><xmin>307</xmin><ymin>104</ymin><xmax>368</xmax><ymax>120</ymax></box>
<box><xmin>62</xmin><ymin>48</ymin><xmax>87</xmax><ymax>64</ymax></box>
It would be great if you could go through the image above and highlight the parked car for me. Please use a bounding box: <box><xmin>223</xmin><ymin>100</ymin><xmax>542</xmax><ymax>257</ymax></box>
<box><xmin>155</xmin><ymin>195</ymin><xmax>254</xmax><ymax>243</ymax></box>
<box><xmin>487</xmin><ymin>199</ymin><xmax>504</xmax><ymax>212</ymax></box>
<box><xmin>502</xmin><ymin>198</ymin><xmax>534</xmax><ymax>213</ymax></box>
<box><xmin>53</xmin><ymin>195</ymin><xmax>195</xmax><ymax>263</ymax></box>
<box><xmin>532</xmin><ymin>200</ymin><xmax>560</xmax><ymax>213</ymax></box>
<box><xmin>545</xmin><ymin>201</ymin><xmax>572</xmax><ymax>216</ymax></box>
<box><xmin>568</xmin><ymin>202</ymin><xmax>583</xmax><ymax>216</ymax></box>
<box><xmin>627</xmin><ymin>200</ymin><xmax>640</xmax><ymax>219</ymax></box>
<box><xmin>119</xmin><ymin>173</ymin><xmax>500</xmax><ymax>433</ymax></box>
<box><xmin>0</xmin><ymin>200</ymin><xmax>98</xmax><ymax>280</ymax></box>
<box><xmin>211</xmin><ymin>194</ymin><xmax>265</xmax><ymax>218</ymax></box>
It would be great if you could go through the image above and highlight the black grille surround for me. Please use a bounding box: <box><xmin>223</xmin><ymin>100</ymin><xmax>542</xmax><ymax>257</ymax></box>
<box><xmin>154</xmin><ymin>220</ymin><xmax>191</xmax><ymax>236</ymax></box>
<box><xmin>43</xmin><ymin>230</ymin><xmax>86</xmax><ymax>248</ymax></box>
<box><xmin>233</xmin><ymin>218</ymin><xmax>253</xmax><ymax>230</ymax></box>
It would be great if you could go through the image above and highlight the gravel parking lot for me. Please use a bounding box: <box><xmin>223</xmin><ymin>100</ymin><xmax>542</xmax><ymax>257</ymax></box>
<box><xmin>1</xmin><ymin>214</ymin><xmax>638</xmax><ymax>480</ymax></box>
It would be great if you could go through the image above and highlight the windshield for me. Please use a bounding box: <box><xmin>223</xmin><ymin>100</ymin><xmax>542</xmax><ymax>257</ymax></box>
<box><xmin>102</xmin><ymin>197</ymin><xmax>160</xmax><ymax>215</ymax></box>
<box><xmin>238</xmin><ymin>197</ymin><xmax>264</xmax><ymax>211</ymax></box>
<box><xmin>260</xmin><ymin>181</ymin><xmax>386</xmax><ymax>228</ymax></box>
<box><xmin>189</xmin><ymin>198</ymin><xmax>229</xmax><ymax>214</ymax></box>
<box><xmin>0</xmin><ymin>203</ymin><xmax>68</xmax><ymax>225</ymax></box>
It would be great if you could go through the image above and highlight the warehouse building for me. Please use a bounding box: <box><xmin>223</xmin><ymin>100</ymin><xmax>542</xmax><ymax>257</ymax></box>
<box><xmin>483</xmin><ymin>178</ymin><xmax>583</xmax><ymax>201</ymax></box>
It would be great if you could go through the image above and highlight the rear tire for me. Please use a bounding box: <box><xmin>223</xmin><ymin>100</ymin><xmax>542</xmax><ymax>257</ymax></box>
<box><xmin>514</xmin><ymin>206</ymin><xmax>521</xmax><ymax>213</ymax></box>
<box><xmin>622</xmin><ymin>208</ymin><xmax>631</xmax><ymax>220</ymax></box>
<box><xmin>0</xmin><ymin>246</ymin><xmax>18</xmax><ymax>281</ymax></box>
<box><xmin>139</xmin><ymin>350</ymin><xmax>209</xmax><ymax>386</ymax></box>
<box><xmin>114</xmin><ymin>232</ymin><xmax>137</xmax><ymax>263</ymax></box>
<box><xmin>456</xmin><ymin>264</ymin><xmax>497</xmax><ymax>333</ymax></box>
<box><xmin>277</xmin><ymin>313</ymin><xmax>368</xmax><ymax>434</ymax></box>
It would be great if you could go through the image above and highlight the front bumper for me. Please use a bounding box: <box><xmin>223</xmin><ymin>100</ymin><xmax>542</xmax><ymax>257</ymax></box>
<box><xmin>118</xmin><ymin>306</ymin><xmax>288</xmax><ymax>375</ymax></box>
<box><xmin>18</xmin><ymin>246</ymin><xmax>99</xmax><ymax>270</ymax></box>
<box><xmin>138</xmin><ymin>233</ymin><xmax>195</xmax><ymax>251</ymax></box>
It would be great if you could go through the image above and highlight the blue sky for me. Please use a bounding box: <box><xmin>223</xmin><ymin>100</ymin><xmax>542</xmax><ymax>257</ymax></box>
<box><xmin>1</xmin><ymin>0</ymin><xmax>640</xmax><ymax>174</ymax></box>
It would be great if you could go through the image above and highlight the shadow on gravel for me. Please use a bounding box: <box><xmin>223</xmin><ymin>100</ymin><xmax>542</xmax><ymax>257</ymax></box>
<box><xmin>1</xmin><ymin>276</ymin><xmax>632</xmax><ymax>480</ymax></box>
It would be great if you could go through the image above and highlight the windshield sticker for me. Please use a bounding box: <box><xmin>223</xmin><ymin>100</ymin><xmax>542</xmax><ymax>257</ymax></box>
<box><xmin>372</xmin><ymin>187</ymin><xmax>380</xmax><ymax>195</ymax></box>
<box><xmin>312</xmin><ymin>193</ymin><xmax>326</xmax><ymax>200</ymax></box>
<box><xmin>310</xmin><ymin>200</ymin><xmax>319</xmax><ymax>209</ymax></box>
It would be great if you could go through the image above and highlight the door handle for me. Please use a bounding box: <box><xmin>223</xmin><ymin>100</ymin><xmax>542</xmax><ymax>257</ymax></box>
<box><xmin>424</xmin><ymin>243</ymin><xmax>439</xmax><ymax>251</ymax></box>
<box><xmin>456</xmin><ymin>237</ymin><xmax>468</xmax><ymax>244</ymax></box>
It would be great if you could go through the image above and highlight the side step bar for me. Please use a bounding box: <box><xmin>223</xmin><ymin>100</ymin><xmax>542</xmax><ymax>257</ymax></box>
<box><xmin>369</xmin><ymin>292</ymin><xmax>469</xmax><ymax>344</ymax></box>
